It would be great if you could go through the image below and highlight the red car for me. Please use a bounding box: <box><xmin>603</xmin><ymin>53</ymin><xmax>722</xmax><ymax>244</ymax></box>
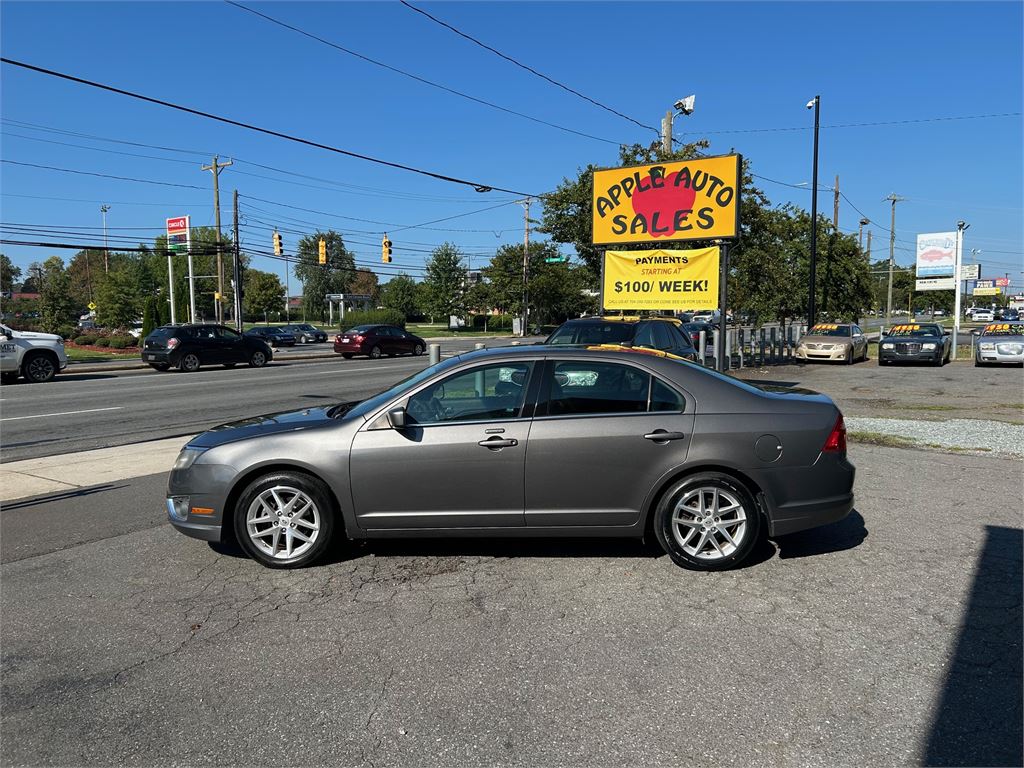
<box><xmin>333</xmin><ymin>324</ymin><xmax>426</xmax><ymax>359</ymax></box>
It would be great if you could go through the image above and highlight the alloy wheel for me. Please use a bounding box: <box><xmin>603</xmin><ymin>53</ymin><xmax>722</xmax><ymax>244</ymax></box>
<box><xmin>26</xmin><ymin>355</ymin><xmax>56</xmax><ymax>382</ymax></box>
<box><xmin>670</xmin><ymin>486</ymin><xmax>747</xmax><ymax>560</ymax></box>
<box><xmin>181</xmin><ymin>353</ymin><xmax>200</xmax><ymax>372</ymax></box>
<box><xmin>245</xmin><ymin>486</ymin><xmax>321</xmax><ymax>561</ymax></box>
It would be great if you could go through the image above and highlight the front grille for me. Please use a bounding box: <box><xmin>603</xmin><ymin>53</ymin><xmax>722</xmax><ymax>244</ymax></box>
<box><xmin>896</xmin><ymin>342</ymin><xmax>922</xmax><ymax>355</ymax></box>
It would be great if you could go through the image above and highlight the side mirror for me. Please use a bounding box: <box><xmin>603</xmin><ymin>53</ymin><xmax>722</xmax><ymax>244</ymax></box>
<box><xmin>386</xmin><ymin>407</ymin><xmax>406</xmax><ymax>430</ymax></box>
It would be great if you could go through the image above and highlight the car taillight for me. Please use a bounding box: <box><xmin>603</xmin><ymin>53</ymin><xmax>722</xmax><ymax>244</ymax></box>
<box><xmin>354</xmin><ymin>335</ymin><xmax>364</xmax><ymax>341</ymax></box>
<box><xmin>166</xmin><ymin>337</ymin><xmax>179</xmax><ymax>350</ymax></box>
<box><xmin>822</xmin><ymin>414</ymin><xmax>846</xmax><ymax>453</ymax></box>
<box><xmin>334</xmin><ymin>335</ymin><xmax>342</xmax><ymax>343</ymax></box>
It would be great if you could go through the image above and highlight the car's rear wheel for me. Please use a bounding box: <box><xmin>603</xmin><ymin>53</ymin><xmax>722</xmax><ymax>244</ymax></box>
<box><xmin>234</xmin><ymin>472</ymin><xmax>336</xmax><ymax>568</ymax></box>
<box><xmin>369</xmin><ymin>345</ymin><xmax>382</xmax><ymax>360</ymax></box>
<box><xmin>178</xmin><ymin>353</ymin><xmax>201</xmax><ymax>373</ymax></box>
<box><xmin>22</xmin><ymin>352</ymin><xmax>58</xmax><ymax>383</ymax></box>
<box><xmin>249</xmin><ymin>350</ymin><xmax>267</xmax><ymax>368</ymax></box>
<box><xmin>413</xmin><ymin>343</ymin><xmax>424</xmax><ymax>356</ymax></box>
<box><xmin>653</xmin><ymin>473</ymin><xmax>762</xmax><ymax>571</ymax></box>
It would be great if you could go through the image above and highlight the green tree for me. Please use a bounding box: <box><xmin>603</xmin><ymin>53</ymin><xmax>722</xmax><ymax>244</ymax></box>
<box><xmin>421</xmin><ymin>243</ymin><xmax>467</xmax><ymax>321</ymax></box>
<box><xmin>293</xmin><ymin>231</ymin><xmax>355</xmax><ymax>322</ymax></box>
<box><xmin>243</xmin><ymin>269</ymin><xmax>286</xmax><ymax>321</ymax></box>
<box><xmin>348</xmin><ymin>269</ymin><xmax>380</xmax><ymax>302</ymax></box>
<box><xmin>66</xmin><ymin>249</ymin><xmax>105</xmax><ymax>307</ymax></box>
<box><xmin>96</xmin><ymin>265</ymin><xmax>141</xmax><ymax>328</ymax></box>
<box><xmin>379</xmin><ymin>273</ymin><xmax>420</xmax><ymax>319</ymax></box>
<box><xmin>480</xmin><ymin>241</ymin><xmax>595</xmax><ymax>323</ymax></box>
<box><xmin>1</xmin><ymin>254</ymin><xmax>21</xmax><ymax>293</ymax></box>
<box><xmin>38</xmin><ymin>256</ymin><xmax>77</xmax><ymax>332</ymax></box>
<box><xmin>141</xmin><ymin>295</ymin><xmax>158</xmax><ymax>339</ymax></box>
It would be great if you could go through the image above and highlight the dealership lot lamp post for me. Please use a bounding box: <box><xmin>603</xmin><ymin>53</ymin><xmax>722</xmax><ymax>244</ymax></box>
<box><xmin>952</xmin><ymin>220</ymin><xmax>968</xmax><ymax>360</ymax></box>
<box><xmin>806</xmin><ymin>95</ymin><xmax>820</xmax><ymax>329</ymax></box>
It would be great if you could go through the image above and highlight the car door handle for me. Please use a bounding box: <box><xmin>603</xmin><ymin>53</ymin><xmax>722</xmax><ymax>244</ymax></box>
<box><xmin>478</xmin><ymin>437</ymin><xmax>518</xmax><ymax>449</ymax></box>
<box><xmin>643</xmin><ymin>430</ymin><xmax>687</xmax><ymax>443</ymax></box>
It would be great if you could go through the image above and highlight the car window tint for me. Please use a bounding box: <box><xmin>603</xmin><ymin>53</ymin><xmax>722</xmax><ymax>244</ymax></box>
<box><xmin>546</xmin><ymin>361</ymin><xmax>649</xmax><ymax>416</ymax></box>
<box><xmin>650</xmin><ymin>378</ymin><xmax>685</xmax><ymax>412</ymax></box>
<box><xmin>652</xmin><ymin>323</ymin><xmax>676</xmax><ymax>350</ymax></box>
<box><xmin>196</xmin><ymin>327</ymin><xmax>216</xmax><ymax>340</ymax></box>
<box><xmin>633</xmin><ymin>323</ymin><xmax>656</xmax><ymax>349</ymax></box>
<box><xmin>407</xmin><ymin>362</ymin><xmax>533</xmax><ymax>424</ymax></box>
<box><xmin>548</xmin><ymin>323</ymin><xmax>634</xmax><ymax>345</ymax></box>
<box><xmin>668</xmin><ymin>324</ymin><xmax>694</xmax><ymax>350</ymax></box>
<box><xmin>216</xmin><ymin>328</ymin><xmax>241</xmax><ymax>341</ymax></box>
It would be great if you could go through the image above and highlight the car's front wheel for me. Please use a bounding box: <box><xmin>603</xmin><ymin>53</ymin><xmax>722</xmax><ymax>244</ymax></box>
<box><xmin>653</xmin><ymin>473</ymin><xmax>762</xmax><ymax>571</ymax></box>
<box><xmin>22</xmin><ymin>352</ymin><xmax>58</xmax><ymax>383</ymax></box>
<box><xmin>234</xmin><ymin>472</ymin><xmax>337</xmax><ymax>568</ymax></box>
<box><xmin>412</xmin><ymin>343</ymin><xmax>424</xmax><ymax>356</ymax></box>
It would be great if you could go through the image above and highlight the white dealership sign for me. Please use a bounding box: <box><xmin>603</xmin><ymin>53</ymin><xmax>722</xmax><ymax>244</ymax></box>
<box><xmin>915</xmin><ymin>232</ymin><xmax>957</xmax><ymax>277</ymax></box>
<box><xmin>916</xmin><ymin>277</ymin><xmax>956</xmax><ymax>291</ymax></box>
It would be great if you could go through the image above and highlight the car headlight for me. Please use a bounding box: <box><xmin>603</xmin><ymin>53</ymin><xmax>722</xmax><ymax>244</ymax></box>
<box><xmin>173</xmin><ymin>447</ymin><xmax>205</xmax><ymax>471</ymax></box>
<box><xmin>922</xmin><ymin>343</ymin><xmax>936</xmax><ymax>350</ymax></box>
<box><xmin>979</xmin><ymin>343</ymin><xmax>995</xmax><ymax>350</ymax></box>
<box><xmin>882</xmin><ymin>343</ymin><xmax>894</xmax><ymax>349</ymax></box>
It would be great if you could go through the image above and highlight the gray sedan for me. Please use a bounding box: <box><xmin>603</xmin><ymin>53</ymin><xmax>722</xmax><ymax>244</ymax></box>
<box><xmin>975</xmin><ymin>322</ymin><xmax>1024</xmax><ymax>366</ymax></box>
<box><xmin>167</xmin><ymin>347</ymin><xmax>854</xmax><ymax>571</ymax></box>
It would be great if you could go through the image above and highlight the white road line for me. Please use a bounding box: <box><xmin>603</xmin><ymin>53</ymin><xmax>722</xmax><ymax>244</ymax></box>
<box><xmin>1</xmin><ymin>406</ymin><xmax>125</xmax><ymax>422</ymax></box>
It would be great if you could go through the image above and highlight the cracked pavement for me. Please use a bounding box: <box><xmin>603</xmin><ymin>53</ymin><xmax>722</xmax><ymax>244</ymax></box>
<box><xmin>1</xmin><ymin>444</ymin><xmax>1021</xmax><ymax>767</ymax></box>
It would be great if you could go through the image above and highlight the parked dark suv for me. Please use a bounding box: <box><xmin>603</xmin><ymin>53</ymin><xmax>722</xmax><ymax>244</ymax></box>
<box><xmin>142</xmin><ymin>324</ymin><xmax>273</xmax><ymax>372</ymax></box>
<box><xmin>545</xmin><ymin>316</ymin><xmax>698</xmax><ymax>361</ymax></box>
<box><xmin>333</xmin><ymin>325</ymin><xmax>426</xmax><ymax>359</ymax></box>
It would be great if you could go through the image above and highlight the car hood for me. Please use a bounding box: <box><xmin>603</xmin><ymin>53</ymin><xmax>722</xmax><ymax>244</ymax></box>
<box><xmin>11</xmin><ymin>330</ymin><xmax>62</xmax><ymax>342</ymax></box>
<box><xmin>799</xmin><ymin>334</ymin><xmax>851</xmax><ymax>344</ymax></box>
<box><xmin>188</xmin><ymin>406</ymin><xmax>340</xmax><ymax>449</ymax></box>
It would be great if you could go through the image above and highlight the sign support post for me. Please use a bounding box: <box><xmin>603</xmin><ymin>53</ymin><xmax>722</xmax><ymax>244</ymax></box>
<box><xmin>167</xmin><ymin>252</ymin><xmax>177</xmax><ymax>325</ymax></box>
<box><xmin>717</xmin><ymin>242</ymin><xmax>729</xmax><ymax>371</ymax></box>
<box><xmin>952</xmin><ymin>226</ymin><xmax>964</xmax><ymax>360</ymax></box>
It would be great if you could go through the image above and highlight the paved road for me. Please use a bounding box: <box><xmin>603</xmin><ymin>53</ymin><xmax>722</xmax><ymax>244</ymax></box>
<box><xmin>0</xmin><ymin>338</ymin><xmax>514</xmax><ymax>462</ymax></box>
<box><xmin>1</xmin><ymin>443</ymin><xmax>1020</xmax><ymax>767</ymax></box>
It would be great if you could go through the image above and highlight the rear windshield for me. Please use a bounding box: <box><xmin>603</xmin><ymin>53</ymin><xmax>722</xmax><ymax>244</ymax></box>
<box><xmin>547</xmin><ymin>322</ymin><xmax>634</xmax><ymax>345</ymax></box>
<box><xmin>808</xmin><ymin>324</ymin><xmax>850</xmax><ymax>337</ymax></box>
<box><xmin>148</xmin><ymin>327</ymin><xmax>177</xmax><ymax>339</ymax></box>
<box><xmin>343</xmin><ymin>325</ymin><xmax>376</xmax><ymax>334</ymax></box>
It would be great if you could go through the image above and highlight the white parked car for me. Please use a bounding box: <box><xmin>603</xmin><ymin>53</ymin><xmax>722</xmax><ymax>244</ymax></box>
<box><xmin>0</xmin><ymin>323</ymin><xmax>69</xmax><ymax>383</ymax></box>
<box><xmin>973</xmin><ymin>309</ymin><xmax>995</xmax><ymax>322</ymax></box>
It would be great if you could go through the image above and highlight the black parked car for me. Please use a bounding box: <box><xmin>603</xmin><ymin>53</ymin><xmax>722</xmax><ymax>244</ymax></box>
<box><xmin>245</xmin><ymin>326</ymin><xmax>296</xmax><ymax>347</ymax></box>
<box><xmin>545</xmin><ymin>316</ymin><xmax>698</xmax><ymax>361</ymax></box>
<box><xmin>142</xmin><ymin>324</ymin><xmax>273</xmax><ymax>372</ymax></box>
<box><xmin>283</xmin><ymin>324</ymin><xmax>328</xmax><ymax>344</ymax></box>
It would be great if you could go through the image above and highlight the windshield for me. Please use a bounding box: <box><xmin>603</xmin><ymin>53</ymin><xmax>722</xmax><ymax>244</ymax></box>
<box><xmin>345</xmin><ymin>356</ymin><xmax>464</xmax><ymax>421</ymax></box>
<box><xmin>886</xmin><ymin>324</ymin><xmax>942</xmax><ymax>337</ymax></box>
<box><xmin>982</xmin><ymin>323</ymin><xmax>1024</xmax><ymax>337</ymax></box>
<box><xmin>547</xmin><ymin>322</ymin><xmax>634</xmax><ymax>345</ymax></box>
<box><xmin>807</xmin><ymin>324</ymin><xmax>850</xmax><ymax>337</ymax></box>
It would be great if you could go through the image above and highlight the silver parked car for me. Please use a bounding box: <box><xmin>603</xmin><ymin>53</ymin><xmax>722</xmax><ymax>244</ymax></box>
<box><xmin>975</xmin><ymin>322</ymin><xmax>1024</xmax><ymax>366</ymax></box>
<box><xmin>167</xmin><ymin>347</ymin><xmax>855</xmax><ymax>571</ymax></box>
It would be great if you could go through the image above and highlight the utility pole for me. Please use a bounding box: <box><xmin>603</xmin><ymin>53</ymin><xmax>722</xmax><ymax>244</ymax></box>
<box><xmin>518</xmin><ymin>198</ymin><xmax>532</xmax><ymax>336</ymax></box>
<box><xmin>884</xmin><ymin>193</ymin><xmax>904</xmax><ymax>327</ymax></box>
<box><xmin>833</xmin><ymin>174</ymin><xmax>840</xmax><ymax>228</ymax></box>
<box><xmin>202</xmin><ymin>155</ymin><xmax>233</xmax><ymax>323</ymax></box>
<box><xmin>100</xmin><ymin>205</ymin><xmax>110</xmax><ymax>272</ymax></box>
<box><xmin>865</xmin><ymin>230</ymin><xmax>872</xmax><ymax>262</ymax></box>
<box><xmin>661</xmin><ymin>109</ymin><xmax>673</xmax><ymax>155</ymax></box>
<box><xmin>233</xmin><ymin>189</ymin><xmax>243</xmax><ymax>331</ymax></box>
<box><xmin>807</xmin><ymin>95</ymin><xmax>820</xmax><ymax>329</ymax></box>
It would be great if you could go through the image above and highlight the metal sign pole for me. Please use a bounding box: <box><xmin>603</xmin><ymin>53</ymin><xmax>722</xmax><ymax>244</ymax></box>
<box><xmin>952</xmin><ymin>226</ymin><xmax>964</xmax><ymax>360</ymax></box>
<box><xmin>717</xmin><ymin>243</ymin><xmax>729</xmax><ymax>371</ymax></box>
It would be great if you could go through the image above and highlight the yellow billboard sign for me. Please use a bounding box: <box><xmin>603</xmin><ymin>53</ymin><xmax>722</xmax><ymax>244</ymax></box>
<box><xmin>592</xmin><ymin>154</ymin><xmax>741</xmax><ymax>245</ymax></box>
<box><xmin>602</xmin><ymin>248</ymin><xmax>720</xmax><ymax>311</ymax></box>
<box><xmin>973</xmin><ymin>286</ymin><xmax>1000</xmax><ymax>296</ymax></box>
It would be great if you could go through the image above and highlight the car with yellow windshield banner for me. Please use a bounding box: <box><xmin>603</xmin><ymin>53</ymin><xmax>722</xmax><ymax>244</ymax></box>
<box><xmin>795</xmin><ymin>323</ymin><xmax>868</xmax><ymax>364</ymax></box>
<box><xmin>975</xmin><ymin>322</ymin><xmax>1024</xmax><ymax>367</ymax></box>
<box><xmin>878</xmin><ymin>323</ymin><xmax>951</xmax><ymax>366</ymax></box>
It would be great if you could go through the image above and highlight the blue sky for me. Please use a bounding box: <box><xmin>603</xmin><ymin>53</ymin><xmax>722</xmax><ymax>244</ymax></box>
<box><xmin>2</xmin><ymin>1</ymin><xmax>1021</xmax><ymax>291</ymax></box>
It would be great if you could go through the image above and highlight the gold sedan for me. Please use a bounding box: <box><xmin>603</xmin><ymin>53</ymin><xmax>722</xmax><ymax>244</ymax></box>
<box><xmin>795</xmin><ymin>323</ymin><xmax>869</xmax><ymax>364</ymax></box>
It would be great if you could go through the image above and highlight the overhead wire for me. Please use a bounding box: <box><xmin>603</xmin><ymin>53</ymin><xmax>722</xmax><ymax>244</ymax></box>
<box><xmin>0</xmin><ymin>159</ymin><xmax>207</xmax><ymax>189</ymax></box>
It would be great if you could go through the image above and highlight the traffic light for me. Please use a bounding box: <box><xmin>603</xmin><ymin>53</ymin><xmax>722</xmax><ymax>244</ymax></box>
<box><xmin>318</xmin><ymin>237</ymin><xmax>327</xmax><ymax>265</ymax></box>
<box><xmin>272</xmin><ymin>231</ymin><xmax>283</xmax><ymax>256</ymax></box>
<box><xmin>381</xmin><ymin>233</ymin><xmax>393</xmax><ymax>263</ymax></box>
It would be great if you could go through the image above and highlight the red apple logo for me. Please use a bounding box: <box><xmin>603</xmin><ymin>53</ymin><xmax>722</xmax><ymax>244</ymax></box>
<box><xmin>630</xmin><ymin>171</ymin><xmax>697</xmax><ymax>238</ymax></box>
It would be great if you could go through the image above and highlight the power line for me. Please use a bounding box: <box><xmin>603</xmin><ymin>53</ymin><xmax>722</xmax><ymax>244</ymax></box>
<box><xmin>688</xmin><ymin>112</ymin><xmax>1022</xmax><ymax>135</ymax></box>
<box><xmin>398</xmin><ymin>0</ymin><xmax>658</xmax><ymax>136</ymax></box>
<box><xmin>0</xmin><ymin>159</ymin><xmax>207</xmax><ymax>189</ymax></box>
<box><xmin>0</xmin><ymin>56</ymin><xmax>543</xmax><ymax>197</ymax></box>
<box><xmin>225</xmin><ymin>1</ymin><xmax>624</xmax><ymax>147</ymax></box>
<box><xmin>1</xmin><ymin>192</ymin><xmax>206</xmax><ymax>207</ymax></box>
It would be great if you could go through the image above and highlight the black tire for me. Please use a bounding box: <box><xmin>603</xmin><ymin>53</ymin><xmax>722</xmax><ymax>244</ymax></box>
<box><xmin>845</xmin><ymin>349</ymin><xmax>854</xmax><ymax>365</ymax></box>
<box><xmin>178</xmin><ymin>352</ymin><xmax>201</xmax><ymax>373</ymax></box>
<box><xmin>653</xmin><ymin>472</ymin><xmax>762</xmax><ymax>571</ymax></box>
<box><xmin>368</xmin><ymin>345</ymin><xmax>382</xmax><ymax>360</ymax></box>
<box><xmin>149</xmin><ymin>363</ymin><xmax>170</xmax><ymax>372</ymax></box>
<box><xmin>233</xmin><ymin>471</ymin><xmax>337</xmax><ymax>568</ymax></box>
<box><xmin>22</xmin><ymin>352</ymin><xmax>58</xmax><ymax>383</ymax></box>
<box><xmin>413</xmin><ymin>343</ymin><xmax>424</xmax><ymax>357</ymax></box>
<box><xmin>248</xmin><ymin>350</ymin><xmax>268</xmax><ymax>368</ymax></box>
<box><xmin>974</xmin><ymin>360</ymin><xmax>983</xmax><ymax>367</ymax></box>
<box><xmin>223</xmin><ymin>363</ymin><xmax>237</xmax><ymax>368</ymax></box>
<box><xmin>341</xmin><ymin>353</ymin><xmax>353</xmax><ymax>360</ymax></box>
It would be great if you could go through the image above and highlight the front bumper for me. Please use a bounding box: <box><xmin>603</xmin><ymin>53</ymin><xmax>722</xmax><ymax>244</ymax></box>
<box><xmin>796</xmin><ymin>346</ymin><xmax>849</xmax><ymax>361</ymax></box>
<box><xmin>976</xmin><ymin>348</ymin><xmax>1024</xmax><ymax>364</ymax></box>
<box><xmin>167</xmin><ymin>462</ymin><xmax>235</xmax><ymax>543</ymax></box>
<box><xmin>878</xmin><ymin>349</ymin><xmax>942</xmax><ymax>363</ymax></box>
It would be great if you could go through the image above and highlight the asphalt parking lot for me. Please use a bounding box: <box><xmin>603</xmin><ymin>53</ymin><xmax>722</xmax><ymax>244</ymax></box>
<box><xmin>2</xmin><ymin>441</ymin><xmax>1021</xmax><ymax>767</ymax></box>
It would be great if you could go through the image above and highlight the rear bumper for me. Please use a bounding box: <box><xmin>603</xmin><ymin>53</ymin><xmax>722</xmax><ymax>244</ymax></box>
<box><xmin>750</xmin><ymin>454</ymin><xmax>856</xmax><ymax>537</ymax></box>
<box><xmin>141</xmin><ymin>351</ymin><xmax>174</xmax><ymax>365</ymax></box>
<box><xmin>333</xmin><ymin>342</ymin><xmax>368</xmax><ymax>355</ymax></box>
<box><xmin>765</xmin><ymin>492</ymin><xmax>854</xmax><ymax>537</ymax></box>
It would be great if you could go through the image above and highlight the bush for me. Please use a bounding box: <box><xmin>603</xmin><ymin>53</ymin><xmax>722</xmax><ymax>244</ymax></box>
<box><xmin>108</xmin><ymin>336</ymin><xmax>132</xmax><ymax>349</ymax></box>
<box><xmin>93</xmin><ymin>337</ymin><xmax>110</xmax><ymax>347</ymax></box>
<box><xmin>339</xmin><ymin>309</ymin><xmax>405</xmax><ymax>330</ymax></box>
<box><xmin>55</xmin><ymin>325</ymin><xmax>76</xmax><ymax>340</ymax></box>
<box><xmin>471</xmin><ymin>313</ymin><xmax>515</xmax><ymax>331</ymax></box>
<box><xmin>73</xmin><ymin>335</ymin><xmax>97</xmax><ymax>346</ymax></box>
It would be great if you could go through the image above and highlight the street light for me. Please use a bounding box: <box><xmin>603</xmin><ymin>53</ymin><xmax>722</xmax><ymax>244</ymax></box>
<box><xmin>806</xmin><ymin>96</ymin><xmax>820</xmax><ymax>329</ymax></box>
<box><xmin>100</xmin><ymin>204</ymin><xmax>111</xmax><ymax>273</ymax></box>
<box><xmin>662</xmin><ymin>95</ymin><xmax>696</xmax><ymax>154</ymax></box>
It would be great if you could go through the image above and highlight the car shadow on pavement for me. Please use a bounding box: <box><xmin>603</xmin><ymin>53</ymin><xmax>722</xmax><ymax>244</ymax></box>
<box><xmin>923</xmin><ymin>525</ymin><xmax>1023</xmax><ymax>767</ymax></box>
<box><xmin>772</xmin><ymin>509</ymin><xmax>868</xmax><ymax>559</ymax></box>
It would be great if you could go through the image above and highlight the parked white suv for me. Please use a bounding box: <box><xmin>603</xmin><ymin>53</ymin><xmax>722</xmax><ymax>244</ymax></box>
<box><xmin>0</xmin><ymin>324</ymin><xmax>69</xmax><ymax>383</ymax></box>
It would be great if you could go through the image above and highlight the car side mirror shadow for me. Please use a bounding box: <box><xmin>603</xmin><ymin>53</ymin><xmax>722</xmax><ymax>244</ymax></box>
<box><xmin>386</xmin><ymin>407</ymin><xmax>407</xmax><ymax>430</ymax></box>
